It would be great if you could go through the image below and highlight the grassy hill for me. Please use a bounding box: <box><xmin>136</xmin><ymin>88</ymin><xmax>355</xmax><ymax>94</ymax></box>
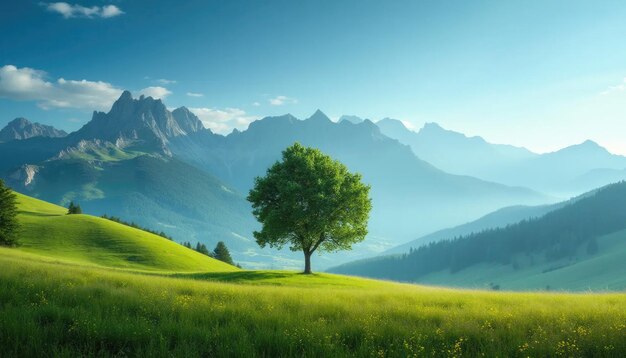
<box><xmin>13</xmin><ymin>192</ymin><xmax>237</xmax><ymax>273</ymax></box>
<box><xmin>1</xmin><ymin>192</ymin><xmax>625</xmax><ymax>356</ymax></box>
<box><xmin>1</xmin><ymin>247</ymin><xmax>625</xmax><ymax>357</ymax></box>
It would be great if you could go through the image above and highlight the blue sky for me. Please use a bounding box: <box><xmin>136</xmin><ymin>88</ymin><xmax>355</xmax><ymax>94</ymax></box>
<box><xmin>2</xmin><ymin>0</ymin><xmax>626</xmax><ymax>153</ymax></box>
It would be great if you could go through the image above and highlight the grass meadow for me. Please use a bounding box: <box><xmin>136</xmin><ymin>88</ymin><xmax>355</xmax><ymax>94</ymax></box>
<box><xmin>1</xmin><ymin>248</ymin><xmax>625</xmax><ymax>357</ymax></box>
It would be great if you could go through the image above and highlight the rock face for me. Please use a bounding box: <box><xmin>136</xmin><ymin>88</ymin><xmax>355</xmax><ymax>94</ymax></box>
<box><xmin>8</xmin><ymin>164</ymin><xmax>39</xmax><ymax>188</ymax></box>
<box><xmin>0</xmin><ymin>118</ymin><xmax>67</xmax><ymax>142</ymax></box>
<box><xmin>70</xmin><ymin>91</ymin><xmax>206</xmax><ymax>154</ymax></box>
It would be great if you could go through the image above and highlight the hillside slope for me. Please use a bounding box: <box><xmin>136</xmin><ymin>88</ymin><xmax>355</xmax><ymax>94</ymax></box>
<box><xmin>330</xmin><ymin>182</ymin><xmax>626</xmax><ymax>291</ymax></box>
<box><xmin>1</xmin><ymin>246</ymin><xmax>625</xmax><ymax>356</ymax></box>
<box><xmin>14</xmin><ymin>192</ymin><xmax>238</xmax><ymax>272</ymax></box>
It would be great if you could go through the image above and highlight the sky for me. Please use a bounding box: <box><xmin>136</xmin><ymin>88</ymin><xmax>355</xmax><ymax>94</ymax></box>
<box><xmin>2</xmin><ymin>0</ymin><xmax>626</xmax><ymax>154</ymax></box>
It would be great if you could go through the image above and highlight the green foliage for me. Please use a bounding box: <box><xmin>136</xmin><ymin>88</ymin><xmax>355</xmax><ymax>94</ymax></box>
<box><xmin>0</xmin><ymin>179</ymin><xmax>19</xmax><ymax>246</ymax></box>
<box><xmin>248</xmin><ymin>143</ymin><xmax>371</xmax><ymax>273</ymax></box>
<box><xmin>212</xmin><ymin>241</ymin><xmax>234</xmax><ymax>265</ymax></box>
<box><xmin>196</xmin><ymin>242</ymin><xmax>210</xmax><ymax>256</ymax></box>
<box><xmin>1</xmin><ymin>249</ymin><xmax>626</xmax><ymax>357</ymax></box>
<box><xmin>66</xmin><ymin>201</ymin><xmax>82</xmax><ymax>215</ymax></box>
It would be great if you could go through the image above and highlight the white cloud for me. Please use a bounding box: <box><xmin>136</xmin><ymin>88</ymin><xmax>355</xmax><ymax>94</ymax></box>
<box><xmin>189</xmin><ymin>107</ymin><xmax>259</xmax><ymax>134</ymax></box>
<box><xmin>252</xmin><ymin>101</ymin><xmax>260</xmax><ymax>106</ymax></box>
<box><xmin>137</xmin><ymin>86</ymin><xmax>172</xmax><ymax>99</ymax></box>
<box><xmin>0</xmin><ymin>64</ymin><xmax>122</xmax><ymax>110</ymax></box>
<box><xmin>186</xmin><ymin>92</ymin><xmax>204</xmax><ymax>97</ymax></box>
<box><xmin>100</xmin><ymin>5</ymin><xmax>124</xmax><ymax>18</ymax></box>
<box><xmin>157</xmin><ymin>78</ymin><xmax>177</xmax><ymax>85</ymax></box>
<box><xmin>44</xmin><ymin>2</ymin><xmax>124</xmax><ymax>19</ymax></box>
<box><xmin>269</xmin><ymin>95</ymin><xmax>297</xmax><ymax>106</ymax></box>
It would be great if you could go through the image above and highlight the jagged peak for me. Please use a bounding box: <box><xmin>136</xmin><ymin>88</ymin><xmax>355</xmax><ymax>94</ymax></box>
<box><xmin>8</xmin><ymin>117</ymin><xmax>31</xmax><ymax>126</ymax></box>
<box><xmin>307</xmin><ymin>109</ymin><xmax>330</xmax><ymax>121</ymax></box>
<box><xmin>339</xmin><ymin>115</ymin><xmax>365</xmax><ymax>124</ymax></box>
<box><xmin>420</xmin><ymin>122</ymin><xmax>445</xmax><ymax>132</ymax></box>
<box><xmin>119</xmin><ymin>90</ymin><xmax>133</xmax><ymax>101</ymax></box>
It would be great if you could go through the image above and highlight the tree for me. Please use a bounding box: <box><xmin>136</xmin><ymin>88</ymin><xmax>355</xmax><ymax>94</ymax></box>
<box><xmin>67</xmin><ymin>201</ymin><xmax>82</xmax><ymax>215</ymax></box>
<box><xmin>247</xmin><ymin>142</ymin><xmax>372</xmax><ymax>274</ymax></box>
<box><xmin>0</xmin><ymin>180</ymin><xmax>20</xmax><ymax>246</ymax></box>
<box><xmin>195</xmin><ymin>242</ymin><xmax>210</xmax><ymax>256</ymax></box>
<box><xmin>212</xmin><ymin>241</ymin><xmax>234</xmax><ymax>265</ymax></box>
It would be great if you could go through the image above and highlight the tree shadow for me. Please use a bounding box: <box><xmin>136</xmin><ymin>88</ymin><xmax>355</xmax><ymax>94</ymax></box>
<box><xmin>172</xmin><ymin>270</ymin><xmax>293</xmax><ymax>283</ymax></box>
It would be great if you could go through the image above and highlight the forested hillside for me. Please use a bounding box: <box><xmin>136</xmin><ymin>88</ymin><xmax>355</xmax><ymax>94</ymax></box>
<box><xmin>330</xmin><ymin>181</ymin><xmax>626</xmax><ymax>289</ymax></box>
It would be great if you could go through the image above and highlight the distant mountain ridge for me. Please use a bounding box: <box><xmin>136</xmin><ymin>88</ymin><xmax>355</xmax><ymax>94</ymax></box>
<box><xmin>170</xmin><ymin>108</ymin><xmax>551</xmax><ymax>269</ymax></box>
<box><xmin>0</xmin><ymin>117</ymin><xmax>67</xmax><ymax>142</ymax></box>
<box><xmin>376</xmin><ymin>118</ymin><xmax>626</xmax><ymax>196</ymax></box>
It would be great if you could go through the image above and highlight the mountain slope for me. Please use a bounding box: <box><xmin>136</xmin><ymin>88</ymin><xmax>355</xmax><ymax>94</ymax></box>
<box><xmin>171</xmin><ymin>111</ymin><xmax>550</xmax><ymax>249</ymax></box>
<box><xmin>385</xmin><ymin>202</ymin><xmax>565</xmax><ymax>254</ymax></box>
<box><xmin>329</xmin><ymin>182</ymin><xmax>626</xmax><ymax>290</ymax></box>
<box><xmin>0</xmin><ymin>117</ymin><xmax>67</xmax><ymax>142</ymax></box>
<box><xmin>14</xmin><ymin>192</ymin><xmax>238</xmax><ymax>272</ymax></box>
<box><xmin>8</xmin><ymin>154</ymin><xmax>257</xmax><ymax>256</ymax></box>
<box><xmin>377</xmin><ymin>118</ymin><xmax>626</xmax><ymax>196</ymax></box>
<box><xmin>376</xmin><ymin>118</ymin><xmax>536</xmax><ymax>175</ymax></box>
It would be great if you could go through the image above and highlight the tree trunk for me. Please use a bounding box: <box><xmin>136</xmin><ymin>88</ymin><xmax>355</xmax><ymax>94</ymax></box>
<box><xmin>303</xmin><ymin>251</ymin><xmax>312</xmax><ymax>274</ymax></box>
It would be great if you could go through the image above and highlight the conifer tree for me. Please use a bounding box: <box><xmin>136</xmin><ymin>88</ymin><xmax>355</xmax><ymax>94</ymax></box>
<box><xmin>0</xmin><ymin>180</ymin><xmax>19</xmax><ymax>246</ymax></box>
<box><xmin>212</xmin><ymin>241</ymin><xmax>234</xmax><ymax>265</ymax></box>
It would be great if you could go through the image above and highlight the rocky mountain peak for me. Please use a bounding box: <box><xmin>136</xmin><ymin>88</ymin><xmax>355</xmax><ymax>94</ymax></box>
<box><xmin>0</xmin><ymin>117</ymin><xmax>67</xmax><ymax>142</ymax></box>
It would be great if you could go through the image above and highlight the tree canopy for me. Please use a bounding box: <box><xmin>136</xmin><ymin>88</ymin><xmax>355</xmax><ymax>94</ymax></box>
<box><xmin>247</xmin><ymin>142</ymin><xmax>371</xmax><ymax>273</ymax></box>
<box><xmin>67</xmin><ymin>201</ymin><xmax>82</xmax><ymax>215</ymax></box>
<box><xmin>0</xmin><ymin>180</ymin><xmax>19</xmax><ymax>246</ymax></box>
<box><xmin>212</xmin><ymin>241</ymin><xmax>234</xmax><ymax>265</ymax></box>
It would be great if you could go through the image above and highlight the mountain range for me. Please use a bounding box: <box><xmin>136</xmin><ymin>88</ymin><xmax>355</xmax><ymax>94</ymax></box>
<box><xmin>2</xmin><ymin>92</ymin><xmax>625</xmax><ymax>269</ymax></box>
<box><xmin>376</xmin><ymin>118</ymin><xmax>626</xmax><ymax>197</ymax></box>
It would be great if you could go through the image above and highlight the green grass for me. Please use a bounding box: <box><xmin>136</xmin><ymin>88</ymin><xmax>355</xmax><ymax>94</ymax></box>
<box><xmin>0</xmin><ymin>249</ymin><xmax>625</xmax><ymax>357</ymax></box>
<box><xmin>1</xmin><ymin>192</ymin><xmax>625</xmax><ymax>356</ymax></box>
<box><xmin>13</xmin><ymin>192</ymin><xmax>237</xmax><ymax>273</ymax></box>
<box><xmin>416</xmin><ymin>229</ymin><xmax>626</xmax><ymax>291</ymax></box>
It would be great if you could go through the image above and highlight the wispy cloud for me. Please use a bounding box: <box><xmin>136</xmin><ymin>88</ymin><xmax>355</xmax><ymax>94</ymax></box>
<box><xmin>186</xmin><ymin>92</ymin><xmax>204</xmax><ymax>97</ymax></box>
<box><xmin>43</xmin><ymin>2</ymin><xmax>124</xmax><ymax>19</ymax></box>
<box><xmin>157</xmin><ymin>78</ymin><xmax>177</xmax><ymax>85</ymax></box>
<box><xmin>137</xmin><ymin>86</ymin><xmax>172</xmax><ymax>99</ymax></box>
<box><xmin>189</xmin><ymin>107</ymin><xmax>259</xmax><ymax>134</ymax></box>
<box><xmin>269</xmin><ymin>95</ymin><xmax>297</xmax><ymax>106</ymax></box>
<box><xmin>252</xmin><ymin>101</ymin><xmax>260</xmax><ymax>106</ymax></box>
<box><xmin>0</xmin><ymin>64</ymin><xmax>123</xmax><ymax>110</ymax></box>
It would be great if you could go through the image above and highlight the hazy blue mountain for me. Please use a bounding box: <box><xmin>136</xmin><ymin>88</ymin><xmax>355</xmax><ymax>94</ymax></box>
<box><xmin>338</xmin><ymin>115</ymin><xmax>366</xmax><ymax>124</ymax></box>
<box><xmin>376</xmin><ymin>118</ymin><xmax>626</xmax><ymax>197</ymax></box>
<box><xmin>0</xmin><ymin>117</ymin><xmax>67</xmax><ymax>142</ymax></box>
<box><xmin>385</xmin><ymin>203</ymin><xmax>565</xmax><ymax>255</ymax></box>
<box><xmin>171</xmin><ymin>110</ymin><xmax>551</xmax><ymax>253</ymax></box>
<box><xmin>329</xmin><ymin>182</ymin><xmax>626</xmax><ymax>291</ymax></box>
<box><xmin>493</xmin><ymin>141</ymin><xmax>626</xmax><ymax>196</ymax></box>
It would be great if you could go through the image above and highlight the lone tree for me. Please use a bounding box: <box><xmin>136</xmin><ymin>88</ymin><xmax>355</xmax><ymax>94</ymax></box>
<box><xmin>67</xmin><ymin>201</ymin><xmax>82</xmax><ymax>215</ymax></box>
<box><xmin>212</xmin><ymin>241</ymin><xmax>234</xmax><ymax>265</ymax></box>
<box><xmin>248</xmin><ymin>143</ymin><xmax>371</xmax><ymax>274</ymax></box>
<box><xmin>0</xmin><ymin>180</ymin><xmax>20</xmax><ymax>246</ymax></box>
